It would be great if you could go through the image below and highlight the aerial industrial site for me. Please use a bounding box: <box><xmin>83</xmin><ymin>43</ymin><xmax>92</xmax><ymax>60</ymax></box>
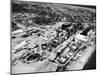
<box><xmin>11</xmin><ymin>0</ymin><xmax>96</xmax><ymax>74</ymax></box>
